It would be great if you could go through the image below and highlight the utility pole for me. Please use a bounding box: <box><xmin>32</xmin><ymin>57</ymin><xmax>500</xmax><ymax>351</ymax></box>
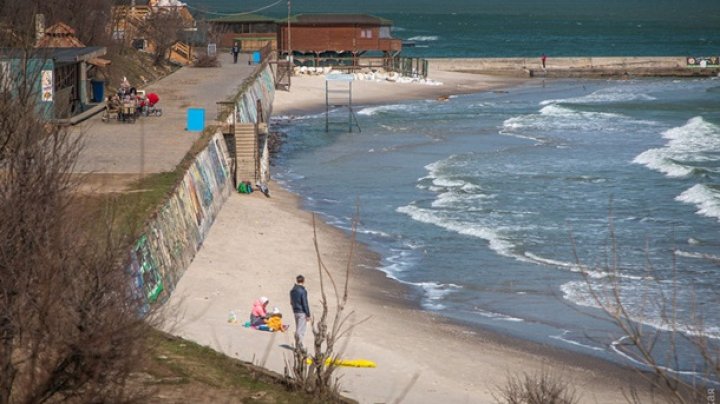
<box><xmin>287</xmin><ymin>0</ymin><xmax>292</xmax><ymax>64</ymax></box>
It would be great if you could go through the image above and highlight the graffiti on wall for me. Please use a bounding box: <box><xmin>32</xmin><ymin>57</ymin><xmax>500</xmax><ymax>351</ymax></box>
<box><xmin>128</xmin><ymin>60</ymin><xmax>274</xmax><ymax>305</ymax></box>
<box><xmin>236</xmin><ymin>64</ymin><xmax>275</xmax><ymax>124</ymax></box>
<box><xmin>128</xmin><ymin>134</ymin><xmax>231</xmax><ymax>303</ymax></box>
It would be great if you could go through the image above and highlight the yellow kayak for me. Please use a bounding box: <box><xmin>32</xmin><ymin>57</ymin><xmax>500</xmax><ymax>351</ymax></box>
<box><xmin>305</xmin><ymin>357</ymin><xmax>377</xmax><ymax>368</ymax></box>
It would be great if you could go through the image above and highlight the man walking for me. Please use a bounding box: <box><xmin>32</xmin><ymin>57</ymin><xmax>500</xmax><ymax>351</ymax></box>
<box><xmin>290</xmin><ymin>274</ymin><xmax>311</xmax><ymax>350</ymax></box>
<box><xmin>231</xmin><ymin>42</ymin><xmax>240</xmax><ymax>64</ymax></box>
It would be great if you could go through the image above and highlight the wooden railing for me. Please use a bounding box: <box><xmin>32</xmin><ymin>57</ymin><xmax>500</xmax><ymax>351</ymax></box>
<box><xmin>391</xmin><ymin>57</ymin><xmax>429</xmax><ymax>78</ymax></box>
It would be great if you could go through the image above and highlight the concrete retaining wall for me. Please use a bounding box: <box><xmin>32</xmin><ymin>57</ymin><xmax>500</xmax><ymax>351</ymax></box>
<box><xmin>128</xmin><ymin>133</ymin><xmax>232</xmax><ymax>304</ymax></box>
<box><xmin>236</xmin><ymin>64</ymin><xmax>275</xmax><ymax>124</ymax></box>
<box><xmin>129</xmin><ymin>62</ymin><xmax>277</xmax><ymax>305</ymax></box>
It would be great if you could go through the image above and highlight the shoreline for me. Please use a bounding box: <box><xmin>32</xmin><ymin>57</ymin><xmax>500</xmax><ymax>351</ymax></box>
<box><xmin>265</xmin><ymin>73</ymin><xmax>657</xmax><ymax>401</ymax></box>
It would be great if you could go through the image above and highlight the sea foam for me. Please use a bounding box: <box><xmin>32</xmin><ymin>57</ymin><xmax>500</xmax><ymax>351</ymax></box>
<box><xmin>676</xmin><ymin>184</ymin><xmax>720</xmax><ymax>221</ymax></box>
<box><xmin>633</xmin><ymin>116</ymin><xmax>720</xmax><ymax>178</ymax></box>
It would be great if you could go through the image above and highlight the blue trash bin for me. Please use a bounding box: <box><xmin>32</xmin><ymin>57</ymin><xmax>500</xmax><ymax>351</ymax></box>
<box><xmin>90</xmin><ymin>80</ymin><xmax>104</xmax><ymax>103</ymax></box>
<box><xmin>187</xmin><ymin>108</ymin><xmax>205</xmax><ymax>132</ymax></box>
<box><xmin>252</xmin><ymin>51</ymin><xmax>261</xmax><ymax>64</ymax></box>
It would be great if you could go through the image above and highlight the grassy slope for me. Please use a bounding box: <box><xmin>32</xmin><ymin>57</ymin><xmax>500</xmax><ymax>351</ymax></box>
<box><xmin>134</xmin><ymin>329</ymin><xmax>315</xmax><ymax>403</ymax></box>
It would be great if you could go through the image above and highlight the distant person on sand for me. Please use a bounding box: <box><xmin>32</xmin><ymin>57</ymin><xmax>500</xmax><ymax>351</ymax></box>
<box><xmin>290</xmin><ymin>275</ymin><xmax>311</xmax><ymax>350</ymax></box>
<box><xmin>541</xmin><ymin>53</ymin><xmax>547</xmax><ymax>69</ymax></box>
<box><xmin>250</xmin><ymin>296</ymin><xmax>270</xmax><ymax>326</ymax></box>
<box><xmin>232</xmin><ymin>42</ymin><xmax>240</xmax><ymax>64</ymax></box>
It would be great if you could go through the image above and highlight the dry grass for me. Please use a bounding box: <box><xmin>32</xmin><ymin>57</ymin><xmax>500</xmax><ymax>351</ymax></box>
<box><xmin>493</xmin><ymin>369</ymin><xmax>580</xmax><ymax>404</ymax></box>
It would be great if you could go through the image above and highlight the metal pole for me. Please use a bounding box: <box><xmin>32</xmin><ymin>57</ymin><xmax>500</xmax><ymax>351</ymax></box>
<box><xmin>325</xmin><ymin>79</ymin><xmax>329</xmax><ymax>132</ymax></box>
<box><xmin>287</xmin><ymin>0</ymin><xmax>292</xmax><ymax>63</ymax></box>
<box><xmin>348</xmin><ymin>81</ymin><xmax>352</xmax><ymax>133</ymax></box>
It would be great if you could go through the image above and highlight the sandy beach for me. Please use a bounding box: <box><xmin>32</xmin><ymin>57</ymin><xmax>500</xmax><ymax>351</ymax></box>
<box><xmin>166</xmin><ymin>72</ymin><xmax>654</xmax><ymax>403</ymax></box>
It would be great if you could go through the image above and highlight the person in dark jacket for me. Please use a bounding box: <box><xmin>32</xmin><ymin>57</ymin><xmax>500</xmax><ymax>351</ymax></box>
<box><xmin>231</xmin><ymin>42</ymin><xmax>240</xmax><ymax>64</ymax></box>
<box><xmin>290</xmin><ymin>274</ymin><xmax>311</xmax><ymax>349</ymax></box>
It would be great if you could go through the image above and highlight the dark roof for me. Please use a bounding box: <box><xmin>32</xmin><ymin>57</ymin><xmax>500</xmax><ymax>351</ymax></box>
<box><xmin>209</xmin><ymin>13</ymin><xmax>276</xmax><ymax>23</ymax></box>
<box><xmin>281</xmin><ymin>14</ymin><xmax>393</xmax><ymax>26</ymax></box>
<box><xmin>0</xmin><ymin>47</ymin><xmax>107</xmax><ymax>63</ymax></box>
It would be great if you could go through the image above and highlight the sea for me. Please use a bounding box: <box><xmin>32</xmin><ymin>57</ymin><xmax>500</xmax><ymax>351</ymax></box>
<box><xmin>187</xmin><ymin>0</ymin><xmax>720</xmax><ymax>380</ymax></box>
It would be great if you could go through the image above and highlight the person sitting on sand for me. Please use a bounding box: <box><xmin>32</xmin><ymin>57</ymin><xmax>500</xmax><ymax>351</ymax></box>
<box><xmin>250</xmin><ymin>296</ymin><xmax>270</xmax><ymax>327</ymax></box>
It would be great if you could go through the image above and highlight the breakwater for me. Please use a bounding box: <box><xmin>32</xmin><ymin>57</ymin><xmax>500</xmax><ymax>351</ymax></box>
<box><xmin>429</xmin><ymin>57</ymin><xmax>720</xmax><ymax>78</ymax></box>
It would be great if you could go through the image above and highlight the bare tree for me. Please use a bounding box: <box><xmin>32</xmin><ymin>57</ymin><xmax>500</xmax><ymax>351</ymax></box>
<box><xmin>0</xmin><ymin>53</ymin><xmax>149</xmax><ymax>403</ymax></box>
<box><xmin>286</xmin><ymin>212</ymin><xmax>370</xmax><ymax>399</ymax></box>
<box><xmin>138</xmin><ymin>9</ymin><xmax>184</xmax><ymax>66</ymax></box>
<box><xmin>572</xmin><ymin>212</ymin><xmax>719</xmax><ymax>403</ymax></box>
<box><xmin>493</xmin><ymin>368</ymin><xmax>581</xmax><ymax>404</ymax></box>
<box><xmin>0</xmin><ymin>0</ymin><xmax>113</xmax><ymax>47</ymax></box>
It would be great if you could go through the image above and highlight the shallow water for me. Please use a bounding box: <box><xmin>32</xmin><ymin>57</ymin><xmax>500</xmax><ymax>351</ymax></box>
<box><xmin>273</xmin><ymin>78</ymin><xmax>720</xmax><ymax>380</ymax></box>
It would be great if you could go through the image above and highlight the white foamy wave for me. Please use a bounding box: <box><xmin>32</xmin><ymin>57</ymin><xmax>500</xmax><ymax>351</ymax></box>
<box><xmin>380</xmin><ymin>249</ymin><xmax>417</xmax><ymax>276</ymax></box>
<box><xmin>418</xmin><ymin>282</ymin><xmax>461</xmax><ymax>310</ymax></box>
<box><xmin>432</xmin><ymin>177</ymin><xmax>466</xmax><ymax>188</ymax></box>
<box><xmin>357</xmin><ymin>104</ymin><xmax>418</xmax><ymax>116</ymax></box>
<box><xmin>407</xmin><ymin>35</ymin><xmax>438</xmax><ymax>41</ymax></box>
<box><xmin>397</xmin><ymin>204</ymin><xmax>518</xmax><ymax>258</ymax></box>
<box><xmin>676</xmin><ymin>184</ymin><xmax>720</xmax><ymax>221</ymax></box>
<box><xmin>271</xmin><ymin>111</ymin><xmax>327</xmax><ymax>121</ymax></box>
<box><xmin>561</xmin><ymin>281</ymin><xmax>720</xmax><ymax>341</ymax></box>
<box><xmin>474</xmin><ymin>308</ymin><xmax>524</xmax><ymax>322</ymax></box>
<box><xmin>549</xmin><ymin>331</ymin><xmax>605</xmax><ymax>352</ymax></box>
<box><xmin>540</xmin><ymin>90</ymin><xmax>656</xmax><ymax>106</ymax></box>
<box><xmin>431</xmin><ymin>191</ymin><xmax>493</xmax><ymax>209</ymax></box>
<box><xmin>524</xmin><ymin>252</ymin><xmax>646</xmax><ymax>280</ymax></box>
<box><xmin>502</xmin><ymin>104</ymin><xmax>626</xmax><ymax>134</ymax></box>
<box><xmin>675</xmin><ymin>250</ymin><xmax>720</xmax><ymax>261</ymax></box>
<box><xmin>611</xmin><ymin>336</ymin><xmax>720</xmax><ymax>384</ymax></box>
<box><xmin>633</xmin><ymin>117</ymin><xmax>720</xmax><ymax>178</ymax></box>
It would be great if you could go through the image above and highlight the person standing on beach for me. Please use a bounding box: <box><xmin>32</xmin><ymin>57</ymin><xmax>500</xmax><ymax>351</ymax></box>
<box><xmin>290</xmin><ymin>275</ymin><xmax>311</xmax><ymax>350</ymax></box>
<box><xmin>231</xmin><ymin>42</ymin><xmax>240</xmax><ymax>64</ymax></box>
<box><xmin>541</xmin><ymin>53</ymin><xmax>547</xmax><ymax>69</ymax></box>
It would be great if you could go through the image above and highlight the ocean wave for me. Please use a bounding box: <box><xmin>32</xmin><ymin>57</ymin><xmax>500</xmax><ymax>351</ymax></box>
<box><xmin>549</xmin><ymin>331</ymin><xmax>605</xmax><ymax>352</ymax></box>
<box><xmin>473</xmin><ymin>308</ymin><xmax>524</xmax><ymax>322</ymax></box>
<box><xmin>431</xmin><ymin>177</ymin><xmax>466</xmax><ymax>188</ymax></box>
<box><xmin>397</xmin><ymin>204</ymin><xmax>518</xmax><ymax>258</ymax></box>
<box><xmin>676</xmin><ymin>184</ymin><xmax>720</xmax><ymax>221</ymax></box>
<box><xmin>501</xmin><ymin>104</ymin><xmax>628</xmax><ymax>135</ymax></box>
<box><xmin>611</xmin><ymin>336</ymin><xmax>720</xmax><ymax>385</ymax></box>
<box><xmin>357</xmin><ymin>104</ymin><xmax>419</xmax><ymax>117</ymax></box>
<box><xmin>675</xmin><ymin>249</ymin><xmax>720</xmax><ymax>261</ymax></box>
<box><xmin>561</xmin><ymin>281</ymin><xmax>720</xmax><ymax>341</ymax></box>
<box><xmin>431</xmin><ymin>191</ymin><xmax>493</xmax><ymax>209</ymax></box>
<box><xmin>633</xmin><ymin>117</ymin><xmax>720</xmax><ymax>178</ymax></box>
<box><xmin>271</xmin><ymin>111</ymin><xmax>327</xmax><ymax>121</ymax></box>
<box><xmin>407</xmin><ymin>35</ymin><xmax>438</xmax><ymax>41</ymax></box>
<box><xmin>540</xmin><ymin>89</ymin><xmax>657</xmax><ymax>106</ymax></box>
<box><xmin>524</xmin><ymin>252</ymin><xmax>647</xmax><ymax>280</ymax></box>
<box><xmin>418</xmin><ymin>282</ymin><xmax>462</xmax><ymax>310</ymax></box>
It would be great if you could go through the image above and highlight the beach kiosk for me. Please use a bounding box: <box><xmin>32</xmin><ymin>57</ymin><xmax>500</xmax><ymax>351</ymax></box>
<box><xmin>0</xmin><ymin>46</ymin><xmax>108</xmax><ymax>120</ymax></box>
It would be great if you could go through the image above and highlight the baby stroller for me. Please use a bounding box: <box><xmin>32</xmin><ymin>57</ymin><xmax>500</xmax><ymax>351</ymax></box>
<box><xmin>139</xmin><ymin>93</ymin><xmax>162</xmax><ymax>117</ymax></box>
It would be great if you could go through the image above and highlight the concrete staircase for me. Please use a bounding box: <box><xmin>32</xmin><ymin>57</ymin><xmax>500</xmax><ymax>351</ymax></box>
<box><xmin>234</xmin><ymin>123</ymin><xmax>257</xmax><ymax>183</ymax></box>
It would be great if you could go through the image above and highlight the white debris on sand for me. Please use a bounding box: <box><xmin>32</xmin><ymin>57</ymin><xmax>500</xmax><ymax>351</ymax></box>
<box><xmin>292</xmin><ymin>66</ymin><xmax>443</xmax><ymax>86</ymax></box>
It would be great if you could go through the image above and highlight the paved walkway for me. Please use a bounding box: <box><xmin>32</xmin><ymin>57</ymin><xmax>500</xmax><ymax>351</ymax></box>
<box><xmin>74</xmin><ymin>53</ymin><xmax>255</xmax><ymax>174</ymax></box>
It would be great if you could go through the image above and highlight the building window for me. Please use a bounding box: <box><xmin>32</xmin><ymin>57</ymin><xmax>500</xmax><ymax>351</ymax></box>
<box><xmin>360</xmin><ymin>29</ymin><xmax>372</xmax><ymax>39</ymax></box>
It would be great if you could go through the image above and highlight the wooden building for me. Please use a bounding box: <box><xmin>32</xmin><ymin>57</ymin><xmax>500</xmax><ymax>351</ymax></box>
<box><xmin>277</xmin><ymin>14</ymin><xmax>402</xmax><ymax>61</ymax></box>
<box><xmin>0</xmin><ymin>47</ymin><xmax>107</xmax><ymax>120</ymax></box>
<box><xmin>208</xmin><ymin>13</ymin><xmax>277</xmax><ymax>49</ymax></box>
